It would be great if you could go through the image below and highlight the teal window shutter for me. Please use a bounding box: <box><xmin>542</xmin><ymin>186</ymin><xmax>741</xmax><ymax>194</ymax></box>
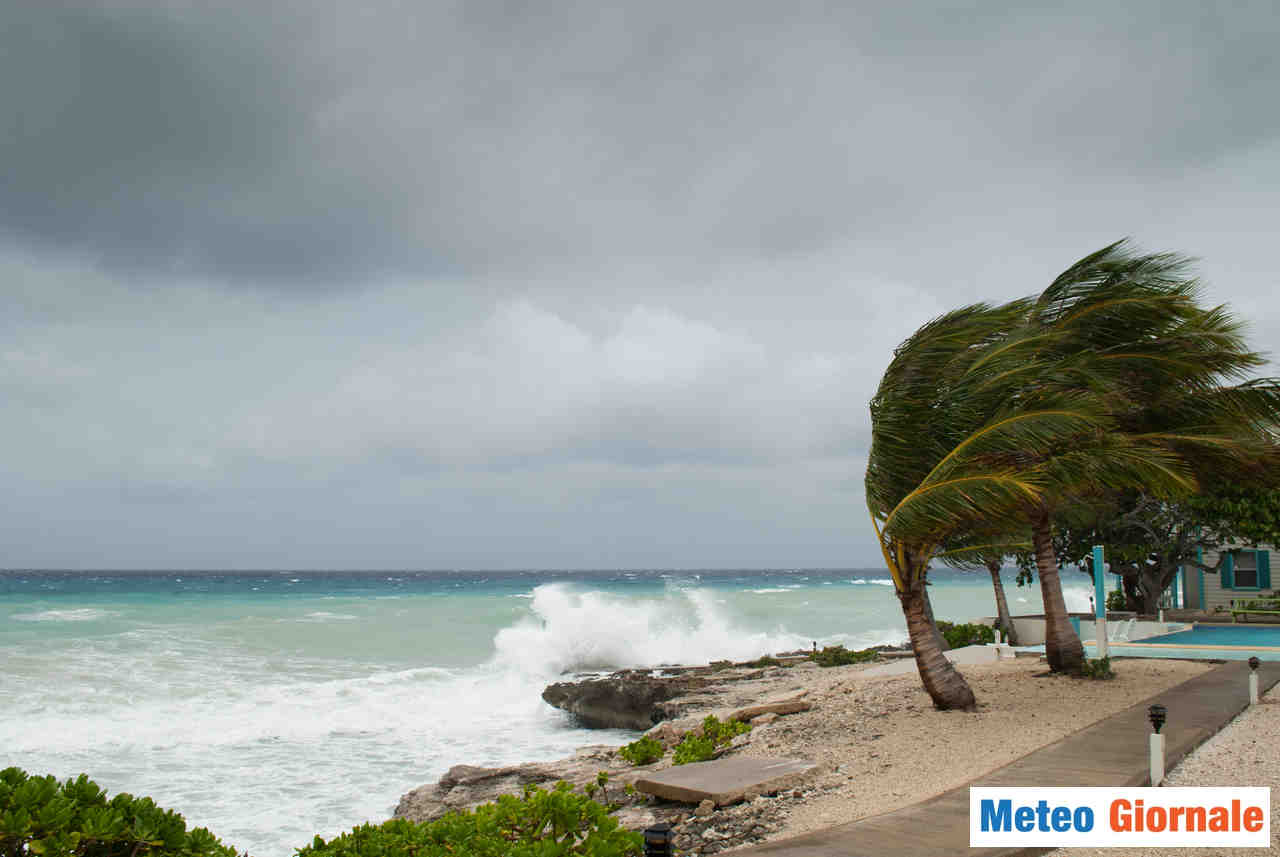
<box><xmin>1259</xmin><ymin>550</ymin><xmax>1271</xmax><ymax>591</ymax></box>
<box><xmin>1222</xmin><ymin>552</ymin><xmax>1234</xmax><ymax>589</ymax></box>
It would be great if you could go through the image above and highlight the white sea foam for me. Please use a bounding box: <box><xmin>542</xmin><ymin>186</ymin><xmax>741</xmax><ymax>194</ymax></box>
<box><xmin>850</xmin><ymin>578</ymin><xmax>894</xmax><ymax>586</ymax></box>
<box><xmin>493</xmin><ymin>584</ymin><xmax>809</xmax><ymax>674</ymax></box>
<box><xmin>296</xmin><ymin>611</ymin><xmax>358</xmax><ymax>622</ymax></box>
<box><xmin>13</xmin><ymin>608</ymin><xmax>113</xmax><ymax>622</ymax></box>
<box><xmin>747</xmin><ymin>587</ymin><xmax>797</xmax><ymax>594</ymax></box>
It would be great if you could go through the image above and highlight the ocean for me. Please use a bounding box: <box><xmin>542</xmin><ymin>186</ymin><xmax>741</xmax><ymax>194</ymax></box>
<box><xmin>0</xmin><ymin>568</ymin><xmax>1093</xmax><ymax>856</ymax></box>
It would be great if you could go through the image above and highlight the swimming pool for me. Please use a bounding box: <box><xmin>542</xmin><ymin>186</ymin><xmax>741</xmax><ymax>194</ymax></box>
<box><xmin>1080</xmin><ymin>622</ymin><xmax>1280</xmax><ymax>661</ymax></box>
<box><xmin>1137</xmin><ymin>624</ymin><xmax>1280</xmax><ymax>647</ymax></box>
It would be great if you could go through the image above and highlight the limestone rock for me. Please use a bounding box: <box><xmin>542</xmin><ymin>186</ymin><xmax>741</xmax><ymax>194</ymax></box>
<box><xmin>541</xmin><ymin>673</ymin><xmax>710</xmax><ymax>729</ymax></box>
<box><xmin>728</xmin><ymin>690</ymin><xmax>811</xmax><ymax>723</ymax></box>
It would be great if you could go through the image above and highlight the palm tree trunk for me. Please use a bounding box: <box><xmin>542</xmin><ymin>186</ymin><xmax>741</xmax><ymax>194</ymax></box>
<box><xmin>921</xmin><ymin>583</ymin><xmax>950</xmax><ymax>650</ymax></box>
<box><xmin>1030</xmin><ymin>505</ymin><xmax>1085</xmax><ymax>674</ymax></box>
<box><xmin>985</xmin><ymin>557</ymin><xmax>1019</xmax><ymax>645</ymax></box>
<box><xmin>899</xmin><ymin>581</ymin><xmax>976</xmax><ymax>711</ymax></box>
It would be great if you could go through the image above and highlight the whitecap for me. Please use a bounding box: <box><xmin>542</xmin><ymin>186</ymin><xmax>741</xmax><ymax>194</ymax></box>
<box><xmin>298</xmin><ymin>612</ymin><xmax>358</xmax><ymax>622</ymax></box>
<box><xmin>13</xmin><ymin>608</ymin><xmax>112</xmax><ymax>622</ymax></box>
<box><xmin>850</xmin><ymin>578</ymin><xmax>894</xmax><ymax>586</ymax></box>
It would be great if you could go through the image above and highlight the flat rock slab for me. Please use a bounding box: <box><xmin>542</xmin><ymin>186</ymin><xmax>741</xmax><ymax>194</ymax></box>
<box><xmin>634</xmin><ymin>757</ymin><xmax>818</xmax><ymax>806</ymax></box>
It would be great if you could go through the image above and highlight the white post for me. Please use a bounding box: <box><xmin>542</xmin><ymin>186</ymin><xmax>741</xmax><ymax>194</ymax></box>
<box><xmin>1250</xmin><ymin>672</ymin><xmax>1259</xmax><ymax>705</ymax></box>
<box><xmin>1092</xmin><ymin>545</ymin><xmax>1108</xmax><ymax>659</ymax></box>
<box><xmin>1149</xmin><ymin>733</ymin><xmax>1165</xmax><ymax>786</ymax></box>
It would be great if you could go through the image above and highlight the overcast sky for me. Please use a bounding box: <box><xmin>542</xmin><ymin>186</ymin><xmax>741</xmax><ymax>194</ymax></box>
<box><xmin>3</xmin><ymin>1</ymin><xmax>1278</xmax><ymax>570</ymax></box>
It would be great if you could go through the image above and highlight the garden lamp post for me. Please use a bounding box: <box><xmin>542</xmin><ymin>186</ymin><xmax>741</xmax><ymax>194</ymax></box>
<box><xmin>1248</xmin><ymin>656</ymin><xmax>1260</xmax><ymax>705</ymax></box>
<box><xmin>1148</xmin><ymin>704</ymin><xmax>1166</xmax><ymax>786</ymax></box>
<box><xmin>644</xmin><ymin>824</ymin><xmax>675</xmax><ymax>857</ymax></box>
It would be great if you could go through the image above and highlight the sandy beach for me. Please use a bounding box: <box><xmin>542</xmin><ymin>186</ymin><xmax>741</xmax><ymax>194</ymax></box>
<box><xmin>713</xmin><ymin>657</ymin><xmax>1214</xmax><ymax>848</ymax></box>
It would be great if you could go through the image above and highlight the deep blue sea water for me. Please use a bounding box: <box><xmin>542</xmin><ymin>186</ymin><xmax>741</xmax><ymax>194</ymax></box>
<box><xmin>0</xmin><ymin>568</ymin><xmax>1092</xmax><ymax>856</ymax></box>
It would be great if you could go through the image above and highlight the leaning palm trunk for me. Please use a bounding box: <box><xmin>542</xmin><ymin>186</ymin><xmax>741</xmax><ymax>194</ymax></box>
<box><xmin>1031</xmin><ymin>506</ymin><xmax>1084</xmax><ymax>673</ymax></box>
<box><xmin>899</xmin><ymin>579</ymin><xmax>976</xmax><ymax>711</ymax></box>
<box><xmin>985</xmin><ymin>557</ymin><xmax>1019</xmax><ymax>645</ymax></box>
<box><xmin>921</xmin><ymin>583</ymin><xmax>949</xmax><ymax>650</ymax></box>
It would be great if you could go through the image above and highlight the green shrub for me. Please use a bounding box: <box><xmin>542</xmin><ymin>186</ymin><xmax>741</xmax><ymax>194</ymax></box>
<box><xmin>617</xmin><ymin>736</ymin><xmax>663</xmax><ymax>766</ymax></box>
<box><xmin>1080</xmin><ymin>657</ymin><xmax>1115</xmax><ymax>680</ymax></box>
<box><xmin>935</xmin><ymin>622</ymin><xmax>995</xmax><ymax>649</ymax></box>
<box><xmin>671</xmin><ymin>734</ymin><xmax>716</xmax><ymax>765</ymax></box>
<box><xmin>672</xmin><ymin>716</ymin><xmax>751</xmax><ymax>765</ymax></box>
<box><xmin>740</xmin><ymin>655</ymin><xmax>784</xmax><ymax>668</ymax></box>
<box><xmin>1106</xmin><ymin>590</ymin><xmax>1128</xmax><ymax>611</ymax></box>
<box><xmin>808</xmin><ymin>645</ymin><xmax>878</xmax><ymax>667</ymax></box>
<box><xmin>298</xmin><ymin>782</ymin><xmax>641</xmax><ymax>857</ymax></box>
<box><xmin>0</xmin><ymin>767</ymin><xmax>239</xmax><ymax>857</ymax></box>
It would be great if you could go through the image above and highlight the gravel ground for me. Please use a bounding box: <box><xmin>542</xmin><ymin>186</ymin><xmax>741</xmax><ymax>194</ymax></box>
<box><xmin>714</xmin><ymin>657</ymin><xmax>1212</xmax><ymax>845</ymax></box>
<box><xmin>1044</xmin><ymin>682</ymin><xmax>1279</xmax><ymax>857</ymax></box>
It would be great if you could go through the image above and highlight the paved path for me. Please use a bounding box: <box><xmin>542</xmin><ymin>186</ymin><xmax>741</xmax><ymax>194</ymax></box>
<box><xmin>733</xmin><ymin>660</ymin><xmax>1280</xmax><ymax>857</ymax></box>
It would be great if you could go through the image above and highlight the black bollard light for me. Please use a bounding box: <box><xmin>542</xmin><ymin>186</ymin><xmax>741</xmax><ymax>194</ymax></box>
<box><xmin>1147</xmin><ymin>704</ymin><xmax>1167</xmax><ymax>785</ymax></box>
<box><xmin>643</xmin><ymin>823</ymin><xmax>675</xmax><ymax>857</ymax></box>
<box><xmin>1148</xmin><ymin>704</ymin><xmax>1166</xmax><ymax>734</ymax></box>
<box><xmin>1248</xmin><ymin>656</ymin><xmax>1261</xmax><ymax>704</ymax></box>
<box><xmin>1249</xmin><ymin>656</ymin><xmax>1260</xmax><ymax>672</ymax></box>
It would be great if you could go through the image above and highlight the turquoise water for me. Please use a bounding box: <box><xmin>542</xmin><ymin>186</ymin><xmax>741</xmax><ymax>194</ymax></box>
<box><xmin>0</xmin><ymin>568</ymin><xmax>1091</xmax><ymax>856</ymax></box>
<box><xmin>1136</xmin><ymin>624</ymin><xmax>1280</xmax><ymax>648</ymax></box>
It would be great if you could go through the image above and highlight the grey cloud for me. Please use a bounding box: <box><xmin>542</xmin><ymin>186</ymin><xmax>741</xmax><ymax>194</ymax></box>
<box><xmin>3</xmin><ymin>1</ymin><xmax>1279</xmax><ymax>569</ymax></box>
<box><xmin>5</xmin><ymin>1</ymin><xmax>1280</xmax><ymax>286</ymax></box>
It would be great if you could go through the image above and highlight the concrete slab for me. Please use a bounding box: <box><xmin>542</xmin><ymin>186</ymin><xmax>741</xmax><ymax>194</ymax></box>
<box><xmin>634</xmin><ymin>756</ymin><xmax>818</xmax><ymax>806</ymax></box>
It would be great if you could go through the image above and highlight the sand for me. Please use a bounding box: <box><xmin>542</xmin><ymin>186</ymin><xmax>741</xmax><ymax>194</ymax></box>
<box><xmin>720</xmin><ymin>656</ymin><xmax>1214</xmax><ymax>844</ymax></box>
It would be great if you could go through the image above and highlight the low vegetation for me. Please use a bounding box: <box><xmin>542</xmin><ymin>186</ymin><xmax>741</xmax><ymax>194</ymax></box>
<box><xmin>935</xmin><ymin>621</ymin><xmax>996</xmax><ymax>649</ymax></box>
<box><xmin>1</xmin><ymin>769</ymin><xmax>641</xmax><ymax>857</ymax></box>
<box><xmin>0</xmin><ymin>767</ymin><xmax>238</xmax><ymax>857</ymax></box>
<box><xmin>1080</xmin><ymin>657</ymin><xmax>1116</xmax><ymax>680</ymax></box>
<box><xmin>672</xmin><ymin>715</ymin><xmax>751</xmax><ymax>765</ymax></box>
<box><xmin>617</xmin><ymin>736</ymin><xmax>663</xmax><ymax>766</ymax></box>
<box><xmin>299</xmin><ymin>782</ymin><xmax>641</xmax><ymax>857</ymax></box>
<box><xmin>807</xmin><ymin>644</ymin><xmax>879</xmax><ymax>667</ymax></box>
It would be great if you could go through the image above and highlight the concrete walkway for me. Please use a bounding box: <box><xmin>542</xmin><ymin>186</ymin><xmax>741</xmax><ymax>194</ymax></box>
<box><xmin>734</xmin><ymin>660</ymin><xmax>1280</xmax><ymax>857</ymax></box>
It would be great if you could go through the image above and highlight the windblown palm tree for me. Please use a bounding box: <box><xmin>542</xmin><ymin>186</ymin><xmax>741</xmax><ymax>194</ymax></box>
<box><xmin>867</xmin><ymin>241</ymin><xmax>1278</xmax><ymax>699</ymax></box>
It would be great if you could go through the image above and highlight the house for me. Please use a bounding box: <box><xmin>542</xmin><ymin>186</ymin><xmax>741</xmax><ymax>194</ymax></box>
<box><xmin>1177</xmin><ymin>543</ymin><xmax>1274</xmax><ymax>612</ymax></box>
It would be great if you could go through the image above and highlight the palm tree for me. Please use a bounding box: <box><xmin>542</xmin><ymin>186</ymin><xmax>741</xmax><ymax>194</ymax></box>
<box><xmin>866</xmin><ymin>300</ymin><xmax>1108</xmax><ymax>706</ymax></box>
<box><xmin>867</xmin><ymin>241</ymin><xmax>1277</xmax><ymax>693</ymax></box>
<box><xmin>1014</xmin><ymin>243</ymin><xmax>1279</xmax><ymax>670</ymax></box>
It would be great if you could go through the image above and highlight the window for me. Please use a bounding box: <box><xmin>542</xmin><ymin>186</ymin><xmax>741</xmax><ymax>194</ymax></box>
<box><xmin>1234</xmin><ymin>551</ymin><xmax>1259</xmax><ymax>589</ymax></box>
<box><xmin>1224</xmin><ymin>549</ymin><xmax>1271</xmax><ymax>591</ymax></box>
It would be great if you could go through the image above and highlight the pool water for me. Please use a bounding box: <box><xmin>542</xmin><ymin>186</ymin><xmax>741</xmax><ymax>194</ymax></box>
<box><xmin>1138</xmin><ymin>624</ymin><xmax>1280</xmax><ymax>647</ymax></box>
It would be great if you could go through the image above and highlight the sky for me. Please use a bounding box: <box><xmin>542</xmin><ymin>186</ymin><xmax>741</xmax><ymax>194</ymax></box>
<box><xmin>3</xmin><ymin>1</ymin><xmax>1278</xmax><ymax>570</ymax></box>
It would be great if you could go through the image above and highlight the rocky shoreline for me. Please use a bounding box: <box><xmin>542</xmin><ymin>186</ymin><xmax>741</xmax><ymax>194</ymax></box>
<box><xmin>394</xmin><ymin>652</ymin><xmax>868</xmax><ymax>854</ymax></box>
<box><xmin>393</xmin><ymin>652</ymin><xmax>1213</xmax><ymax>856</ymax></box>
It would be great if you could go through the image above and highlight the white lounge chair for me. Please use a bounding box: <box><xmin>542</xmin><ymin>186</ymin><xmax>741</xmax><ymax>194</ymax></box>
<box><xmin>1107</xmin><ymin>618</ymin><xmax>1137</xmax><ymax>643</ymax></box>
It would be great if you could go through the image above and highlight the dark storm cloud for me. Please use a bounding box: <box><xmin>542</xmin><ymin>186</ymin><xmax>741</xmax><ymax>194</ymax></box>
<box><xmin>4</xmin><ymin>1</ymin><xmax>1279</xmax><ymax>285</ymax></box>
<box><xmin>3</xmin><ymin>1</ymin><xmax>1279</xmax><ymax>568</ymax></box>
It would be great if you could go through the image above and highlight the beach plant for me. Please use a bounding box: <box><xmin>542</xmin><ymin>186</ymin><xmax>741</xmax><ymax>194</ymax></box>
<box><xmin>1080</xmin><ymin>657</ymin><xmax>1115</xmax><ymax>680</ymax></box>
<box><xmin>934</xmin><ymin>622</ymin><xmax>995</xmax><ymax>649</ymax></box>
<box><xmin>808</xmin><ymin>645</ymin><xmax>879</xmax><ymax>667</ymax></box>
<box><xmin>297</xmin><ymin>782</ymin><xmax>642</xmax><ymax>857</ymax></box>
<box><xmin>0</xmin><ymin>767</ymin><xmax>240</xmax><ymax>857</ymax></box>
<box><xmin>1106</xmin><ymin>590</ymin><xmax>1128</xmax><ymax>612</ymax></box>
<box><xmin>617</xmin><ymin>736</ymin><xmax>663</xmax><ymax>766</ymax></box>
<box><xmin>671</xmin><ymin>716</ymin><xmax>750</xmax><ymax>765</ymax></box>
